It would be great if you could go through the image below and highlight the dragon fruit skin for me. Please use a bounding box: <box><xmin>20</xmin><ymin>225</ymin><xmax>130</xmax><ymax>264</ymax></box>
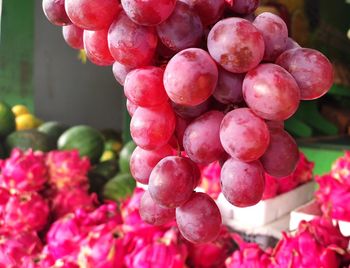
<box><xmin>262</xmin><ymin>175</ymin><xmax>278</xmax><ymax>200</ymax></box>
<box><xmin>293</xmin><ymin>152</ymin><xmax>314</xmax><ymax>184</ymax></box>
<box><xmin>3</xmin><ymin>191</ymin><xmax>49</xmax><ymax>232</ymax></box>
<box><xmin>0</xmin><ymin>149</ymin><xmax>48</xmax><ymax>192</ymax></box>
<box><xmin>0</xmin><ymin>230</ymin><xmax>43</xmax><ymax>268</ymax></box>
<box><xmin>315</xmin><ymin>174</ymin><xmax>350</xmax><ymax>221</ymax></box>
<box><xmin>0</xmin><ymin>187</ymin><xmax>10</xmax><ymax>217</ymax></box>
<box><xmin>276</xmin><ymin>174</ymin><xmax>300</xmax><ymax>195</ymax></box>
<box><xmin>46</xmin><ymin>150</ymin><xmax>90</xmax><ymax>190</ymax></box>
<box><xmin>330</xmin><ymin>151</ymin><xmax>350</xmax><ymax>185</ymax></box>
<box><xmin>121</xmin><ymin>187</ymin><xmax>145</xmax><ymax>227</ymax></box>
<box><xmin>200</xmin><ymin>161</ymin><xmax>221</xmax><ymax>199</ymax></box>
<box><xmin>50</xmin><ymin>187</ymin><xmax>97</xmax><ymax>219</ymax></box>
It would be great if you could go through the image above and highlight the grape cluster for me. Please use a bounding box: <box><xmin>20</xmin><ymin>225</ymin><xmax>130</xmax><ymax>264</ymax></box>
<box><xmin>43</xmin><ymin>0</ymin><xmax>334</xmax><ymax>243</ymax></box>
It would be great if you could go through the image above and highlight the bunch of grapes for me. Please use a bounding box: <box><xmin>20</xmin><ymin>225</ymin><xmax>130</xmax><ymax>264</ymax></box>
<box><xmin>43</xmin><ymin>0</ymin><xmax>334</xmax><ymax>243</ymax></box>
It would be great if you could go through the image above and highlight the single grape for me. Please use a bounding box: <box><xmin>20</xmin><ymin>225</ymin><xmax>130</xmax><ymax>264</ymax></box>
<box><xmin>253</xmin><ymin>12</ymin><xmax>288</xmax><ymax>62</ymax></box>
<box><xmin>42</xmin><ymin>0</ymin><xmax>71</xmax><ymax>26</ymax></box>
<box><xmin>207</xmin><ymin>18</ymin><xmax>265</xmax><ymax>73</ymax></box>
<box><xmin>164</xmin><ymin>48</ymin><xmax>218</xmax><ymax>106</ymax></box>
<box><xmin>220</xmin><ymin>108</ymin><xmax>270</xmax><ymax>162</ymax></box>
<box><xmin>124</xmin><ymin>67</ymin><xmax>168</xmax><ymax>107</ymax></box>
<box><xmin>183</xmin><ymin>111</ymin><xmax>225</xmax><ymax>164</ymax></box>
<box><xmin>179</xmin><ymin>0</ymin><xmax>225</xmax><ymax>26</ymax></box>
<box><xmin>243</xmin><ymin>63</ymin><xmax>300</xmax><ymax>121</ymax></box>
<box><xmin>126</xmin><ymin>99</ymin><xmax>138</xmax><ymax>117</ymax></box>
<box><xmin>149</xmin><ymin>156</ymin><xmax>196</xmax><ymax>208</ymax></box>
<box><xmin>108</xmin><ymin>12</ymin><xmax>158</xmax><ymax>68</ymax></box>
<box><xmin>62</xmin><ymin>24</ymin><xmax>84</xmax><ymax>49</ymax></box>
<box><xmin>226</xmin><ymin>0</ymin><xmax>260</xmax><ymax>15</ymax></box>
<box><xmin>156</xmin><ymin>2</ymin><xmax>203</xmax><ymax>52</ymax></box>
<box><xmin>172</xmin><ymin>99</ymin><xmax>211</xmax><ymax>119</ymax></box>
<box><xmin>276</xmin><ymin>48</ymin><xmax>334</xmax><ymax>100</ymax></box>
<box><xmin>213</xmin><ymin>67</ymin><xmax>244</xmax><ymax>104</ymax></box>
<box><xmin>130</xmin><ymin>102</ymin><xmax>175</xmax><ymax>150</ymax></box>
<box><xmin>221</xmin><ymin>158</ymin><xmax>265</xmax><ymax>207</ymax></box>
<box><xmin>121</xmin><ymin>0</ymin><xmax>176</xmax><ymax>26</ymax></box>
<box><xmin>130</xmin><ymin>145</ymin><xmax>173</xmax><ymax>184</ymax></box>
<box><xmin>140</xmin><ymin>191</ymin><xmax>175</xmax><ymax>225</ymax></box>
<box><xmin>83</xmin><ymin>29</ymin><xmax>115</xmax><ymax>66</ymax></box>
<box><xmin>65</xmin><ymin>0</ymin><xmax>121</xmax><ymax>30</ymax></box>
<box><xmin>176</xmin><ymin>192</ymin><xmax>221</xmax><ymax>243</ymax></box>
<box><xmin>112</xmin><ymin>61</ymin><xmax>134</xmax><ymax>86</ymax></box>
<box><xmin>260</xmin><ymin>128</ymin><xmax>299</xmax><ymax>178</ymax></box>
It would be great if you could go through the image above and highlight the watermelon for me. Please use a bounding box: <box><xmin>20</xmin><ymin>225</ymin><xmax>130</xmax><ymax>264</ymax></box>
<box><xmin>92</xmin><ymin>160</ymin><xmax>119</xmax><ymax>180</ymax></box>
<box><xmin>58</xmin><ymin>125</ymin><xmax>104</xmax><ymax>164</ymax></box>
<box><xmin>103</xmin><ymin>173</ymin><xmax>136</xmax><ymax>202</ymax></box>
<box><xmin>0</xmin><ymin>101</ymin><xmax>16</xmax><ymax>138</ymax></box>
<box><xmin>118</xmin><ymin>140</ymin><xmax>136</xmax><ymax>173</ymax></box>
<box><xmin>38</xmin><ymin>121</ymin><xmax>68</xmax><ymax>142</ymax></box>
<box><xmin>5</xmin><ymin>130</ymin><xmax>56</xmax><ymax>153</ymax></box>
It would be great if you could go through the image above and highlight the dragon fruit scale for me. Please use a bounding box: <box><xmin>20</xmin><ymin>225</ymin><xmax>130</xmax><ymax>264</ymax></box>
<box><xmin>46</xmin><ymin>150</ymin><xmax>90</xmax><ymax>190</ymax></box>
<box><xmin>3</xmin><ymin>191</ymin><xmax>49</xmax><ymax>232</ymax></box>
<box><xmin>0</xmin><ymin>149</ymin><xmax>48</xmax><ymax>192</ymax></box>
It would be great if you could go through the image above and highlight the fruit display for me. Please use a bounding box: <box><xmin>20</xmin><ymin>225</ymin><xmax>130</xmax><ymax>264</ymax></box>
<box><xmin>41</xmin><ymin>0</ymin><xmax>336</xmax><ymax>245</ymax></box>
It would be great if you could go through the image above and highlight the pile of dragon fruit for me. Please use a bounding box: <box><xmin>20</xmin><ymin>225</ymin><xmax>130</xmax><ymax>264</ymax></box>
<box><xmin>0</xmin><ymin>147</ymin><xmax>349</xmax><ymax>267</ymax></box>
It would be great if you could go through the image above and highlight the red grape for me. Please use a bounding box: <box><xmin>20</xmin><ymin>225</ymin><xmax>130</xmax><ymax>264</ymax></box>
<box><xmin>260</xmin><ymin>128</ymin><xmax>299</xmax><ymax>178</ymax></box>
<box><xmin>121</xmin><ymin>0</ymin><xmax>176</xmax><ymax>26</ymax></box>
<box><xmin>126</xmin><ymin>99</ymin><xmax>138</xmax><ymax>117</ymax></box>
<box><xmin>220</xmin><ymin>108</ymin><xmax>270</xmax><ymax>162</ymax></box>
<box><xmin>213</xmin><ymin>67</ymin><xmax>244</xmax><ymax>104</ymax></box>
<box><xmin>83</xmin><ymin>29</ymin><xmax>115</xmax><ymax>66</ymax></box>
<box><xmin>149</xmin><ymin>156</ymin><xmax>196</xmax><ymax>208</ymax></box>
<box><xmin>285</xmin><ymin>37</ymin><xmax>301</xmax><ymax>51</ymax></box>
<box><xmin>130</xmin><ymin>103</ymin><xmax>175</xmax><ymax>150</ymax></box>
<box><xmin>221</xmin><ymin>158</ymin><xmax>265</xmax><ymax>207</ymax></box>
<box><xmin>42</xmin><ymin>0</ymin><xmax>71</xmax><ymax>26</ymax></box>
<box><xmin>207</xmin><ymin>18</ymin><xmax>265</xmax><ymax>73</ymax></box>
<box><xmin>174</xmin><ymin>116</ymin><xmax>191</xmax><ymax>149</ymax></box>
<box><xmin>176</xmin><ymin>192</ymin><xmax>221</xmax><ymax>243</ymax></box>
<box><xmin>172</xmin><ymin>99</ymin><xmax>211</xmax><ymax>119</ymax></box>
<box><xmin>65</xmin><ymin>0</ymin><xmax>121</xmax><ymax>30</ymax></box>
<box><xmin>276</xmin><ymin>48</ymin><xmax>334</xmax><ymax>100</ymax></box>
<box><xmin>253</xmin><ymin>12</ymin><xmax>288</xmax><ymax>62</ymax></box>
<box><xmin>112</xmin><ymin>61</ymin><xmax>134</xmax><ymax>86</ymax></box>
<box><xmin>130</xmin><ymin>145</ymin><xmax>173</xmax><ymax>184</ymax></box>
<box><xmin>140</xmin><ymin>191</ymin><xmax>175</xmax><ymax>225</ymax></box>
<box><xmin>164</xmin><ymin>48</ymin><xmax>218</xmax><ymax>106</ymax></box>
<box><xmin>124</xmin><ymin>67</ymin><xmax>168</xmax><ymax>107</ymax></box>
<box><xmin>226</xmin><ymin>0</ymin><xmax>260</xmax><ymax>15</ymax></box>
<box><xmin>243</xmin><ymin>63</ymin><xmax>300</xmax><ymax>121</ymax></box>
<box><xmin>62</xmin><ymin>24</ymin><xmax>84</xmax><ymax>50</ymax></box>
<box><xmin>156</xmin><ymin>2</ymin><xmax>203</xmax><ymax>52</ymax></box>
<box><xmin>179</xmin><ymin>0</ymin><xmax>225</xmax><ymax>26</ymax></box>
<box><xmin>108</xmin><ymin>13</ymin><xmax>158</xmax><ymax>68</ymax></box>
<box><xmin>183</xmin><ymin>111</ymin><xmax>225</xmax><ymax>164</ymax></box>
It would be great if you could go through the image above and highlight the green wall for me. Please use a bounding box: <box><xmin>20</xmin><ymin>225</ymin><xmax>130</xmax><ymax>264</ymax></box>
<box><xmin>0</xmin><ymin>0</ymin><xmax>35</xmax><ymax>110</ymax></box>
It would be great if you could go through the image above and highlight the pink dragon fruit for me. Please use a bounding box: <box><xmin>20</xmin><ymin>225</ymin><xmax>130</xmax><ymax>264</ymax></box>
<box><xmin>293</xmin><ymin>152</ymin><xmax>314</xmax><ymax>184</ymax></box>
<box><xmin>0</xmin><ymin>187</ymin><xmax>10</xmax><ymax>217</ymax></box>
<box><xmin>315</xmin><ymin>174</ymin><xmax>350</xmax><ymax>221</ymax></box>
<box><xmin>225</xmin><ymin>234</ymin><xmax>272</xmax><ymax>268</ymax></box>
<box><xmin>50</xmin><ymin>187</ymin><xmax>97</xmax><ymax>219</ymax></box>
<box><xmin>3</xmin><ymin>191</ymin><xmax>49</xmax><ymax>232</ymax></box>
<box><xmin>0</xmin><ymin>149</ymin><xmax>48</xmax><ymax>192</ymax></box>
<box><xmin>186</xmin><ymin>226</ymin><xmax>237</xmax><ymax>268</ymax></box>
<box><xmin>262</xmin><ymin>175</ymin><xmax>278</xmax><ymax>200</ymax></box>
<box><xmin>23</xmin><ymin>251</ymin><xmax>79</xmax><ymax>268</ymax></box>
<box><xmin>46</xmin><ymin>150</ymin><xmax>90</xmax><ymax>190</ymax></box>
<box><xmin>120</xmin><ymin>187</ymin><xmax>145</xmax><ymax>227</ymax></box>
<box><xmin>77</xmin><ymin>224</ymin><xmax>124</xmax><ymax>268</ymax></box>
<box><xmin>276</xmin><ymin>174</ymin><xmax>300</xmax><ymax>195</ymax></box>
<box><xmin>330</xmin><ymin>151</ymin><xmax>350</xmax><ymax>184</ymax></box>
<box><xmin>200</xmin><ymin>161</ymin><xmax>222</xmax><ymax>199</ymax></box>
<box><xmin>0</xmin><ymin>230</ymin><xmax>43</xmax><ymax>268</ymax></box>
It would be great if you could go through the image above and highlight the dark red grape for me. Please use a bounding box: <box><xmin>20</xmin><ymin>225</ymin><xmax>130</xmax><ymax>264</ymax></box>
<box><xmin>42</xmin><ymin>0</ymin><xmax>71</xmax><ymax>26</ymax></box>
<box><xmin>276</xmin><ymin>48</ymin><xmax>334</xmax><ymax>100</ymax></box>
<box><xmin>243</xmin><ymin>63</ymin><xmax>300</xmax><ymax>120</ymax></box>
<box><xmin>221</xmin><ymin>158</ymin><xmax>265</xmax><ymax>207</ymax></box>
<box><xmin>164</xmin><ymin>48</ymin><xmax>218</xmax><ymax>106</ymax></box>
<box><xmin>260</xmin><ymin>128</ymin><xmax>299</xmax><ymax>178</ymax></box>
<box><xmin>226</xmin><ymin>0</ymin><xmax>260</xmax><ymax>15</ymax></box>
<box><xmin>62</xmin><ymin>24</ymin><xmax>84</xmax><ymax>49</ymax></box>
<box><xmin>172</xmin><ymin>99</ymin><xmax>211</xmax><ymax>119</ymax></box>
<box><xmin>207</xmin><ymin>18</ymin><xmax>265</xmax><ymax>73</ymax></box>
<box><xmin>108</xmin><ymin>13</ymin><xmax>158</xmax><ymax>68</ymax></box>
<box><xmin>176</xmin><ymin>192</ymin><xmax>221</xmax><ymax>243</ymax></box>
<box><xmin>220</xmin><ymin>108</ymin><xmax>270</xmax><ymax>162</ymax></box>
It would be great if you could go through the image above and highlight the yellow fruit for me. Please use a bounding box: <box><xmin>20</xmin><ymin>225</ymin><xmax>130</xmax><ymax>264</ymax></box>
<box><xmin>16</xmin><ymin>114</ymin><xmax>42</xmax><ymax>131</ymax></box>
<box><xmin>100</xmin><ymin>150</ymin><xmax>117</xmax><ymax>162</ymax></box>
<box><xmin>12</xmin><ymin>105</ymin><xmax>30</xmax><ymax>117</ymax></box>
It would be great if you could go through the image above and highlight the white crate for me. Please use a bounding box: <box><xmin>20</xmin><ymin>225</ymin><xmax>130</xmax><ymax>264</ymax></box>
<box><xmin>289</xmin><ymin>200</ymin><xmax>350</xmax><ymax>237</ymax></box>
<box><xmin>217</xmin><ymin>181</ymin><xmax>316</xmax><ymax>229</ymax></box>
